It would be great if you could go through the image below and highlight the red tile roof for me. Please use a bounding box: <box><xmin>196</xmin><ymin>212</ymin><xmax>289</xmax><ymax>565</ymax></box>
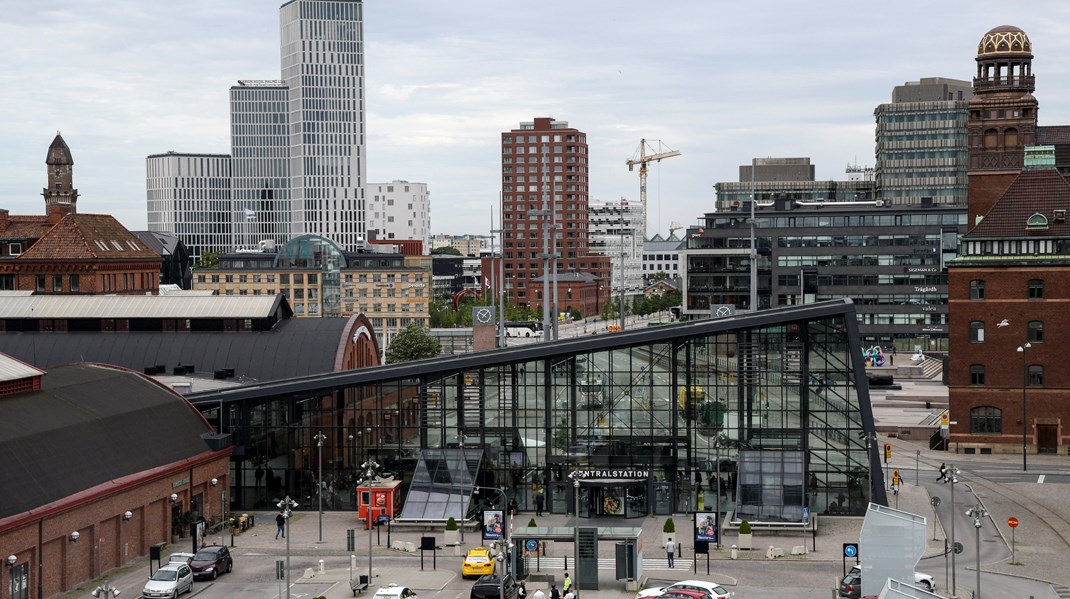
<box><xmin>966</xmin><ymin>168</ymin><xmax>1070</xmax><ymax>238</ymax></box>
<box><xmin>0</xmin><ymin>216</ymin><xmax>52</xmax><ymax>241</ymax></box>
<box><xmin>19</xmin><ymin>214</ymin><xmax>162</xmax><ymax>261</ymax></box>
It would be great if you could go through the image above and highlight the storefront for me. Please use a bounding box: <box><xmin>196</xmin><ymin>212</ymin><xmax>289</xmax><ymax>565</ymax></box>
<box><xmin>574</xmin><ymin>469</ymin><xmax>650</xmax><ymax>519</ymax></box>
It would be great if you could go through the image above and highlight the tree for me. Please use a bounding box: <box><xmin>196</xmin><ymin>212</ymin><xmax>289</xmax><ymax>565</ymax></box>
<box><xmin>431</xmin><ymin>246</ymin><xmax>462</xmax><ymax>256</ymax></box>
<box><xmin>653</xmin><ymin>271</ymin><xmax>670</xmax><ymax>281</ymax></box>
<box><xmin>195</xmin><ymin>251</ymin><xmax>220</xmax><ymax>269</ymax></box>
<box><xmin>385</xmin><ymin>323</ymin><xmax>442</xmax><ymax>363</ymax></box>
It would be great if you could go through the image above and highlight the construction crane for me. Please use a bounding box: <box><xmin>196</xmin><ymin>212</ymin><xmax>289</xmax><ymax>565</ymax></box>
<box><xmin>626</xmin><ymin>139</ymin><xmax>681</xmax><ymax>237</ymax></box>
<box><xmin>668</xmin><ymin>221</ymin><xmax>683</xmax><ymax>239</ymax></box>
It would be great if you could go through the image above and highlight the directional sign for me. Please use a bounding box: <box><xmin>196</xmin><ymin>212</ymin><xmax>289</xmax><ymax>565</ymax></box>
<box><xmin>930</xmin><ymin>496</ymin><xmax>941</xmax><ymax>508</ymax></box>
<box><xmin>1008</xmin><ymin>517</ymin><xmax>1019</xmax><ymax>528</ymax></box>
<box><xmin>953</xmin><ymin>542</ymin><xmax>964</xmax><ymax>554</ymax></box>
<box><xmin>526</xmin><ymin>539</ymin><xmax>539</xmax><ymax>552</ymax></box>
<box><xmin>843</xmin><ymin>543</ymin><xmax>858</xmax><ymax>558</ymax></box>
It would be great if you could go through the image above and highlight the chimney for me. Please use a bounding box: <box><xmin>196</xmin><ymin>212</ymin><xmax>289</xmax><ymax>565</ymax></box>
<box><xmin>0</xmin><ymin>209</ymin><xmax>8</xmax><ymax>233</ymax></box>
<box><xmin>47</xmin><ymin>203</ymin><xmax>74</xmax><ymax>224</ymax></box>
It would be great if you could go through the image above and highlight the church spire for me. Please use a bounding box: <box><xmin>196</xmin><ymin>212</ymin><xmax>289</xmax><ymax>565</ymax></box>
<box><xmin>43</xmin><ymin>132</ymin><xmax>78</xmax><ymax>212</ymax></box>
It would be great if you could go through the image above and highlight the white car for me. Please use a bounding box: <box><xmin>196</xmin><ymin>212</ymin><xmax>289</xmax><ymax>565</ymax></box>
<box><xmin>167</xmin><ymin>552</ymin><xmax>194</xmax><ymax>565</ymax></box>
<box><xmin>143</xmin><ymin>563</ymin><xmax>194</xmax><ymax>599</ymax></box>
<box><xmin>636</xmin><ymin>580</ymin><xmax>733</xmax><ymax>599</ymax></box>
<box><xmin>848</xmin><ymin>564</ymin><xmax>935</xmax><ymax>592</ymax></box>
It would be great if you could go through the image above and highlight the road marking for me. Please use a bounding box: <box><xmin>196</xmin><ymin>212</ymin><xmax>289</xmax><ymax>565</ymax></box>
<box><xmin>1039</xmin><ymin>475</ymin><xmax>1046</xmax><ymax>484</ymax></box>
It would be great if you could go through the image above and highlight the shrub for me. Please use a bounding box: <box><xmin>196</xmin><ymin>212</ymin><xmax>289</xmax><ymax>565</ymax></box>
<box><xmin>445</xmin><ymin>517</ymin><xmax>458</xmax><ymax>531</ymax></box>
<box><xmin>663</xmin><ymin>517</ymin><xmax>676</xmax><ymax>533</ymax></box>
<box><xmin>528</xmin><ymin>518</ymin><xmax>538</xmax><ymax>528</ymax></box>
<box><xmin>739</xmin><ymin>520</ymin><xmax>752</xmax><ymax>535</ymax></box>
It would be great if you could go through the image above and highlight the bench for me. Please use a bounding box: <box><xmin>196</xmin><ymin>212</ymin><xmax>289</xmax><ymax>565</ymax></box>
<box><xmin>351</xmin><ymin>575</ymin><xmax>369</xmax><ymax>596</ymax></box>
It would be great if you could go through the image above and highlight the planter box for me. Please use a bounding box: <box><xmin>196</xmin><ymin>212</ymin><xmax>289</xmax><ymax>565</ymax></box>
<box><xmin>444</xmin><ymin>529</ymin><xmax>460</xmax><ymax>546</ymax></box>
<box><xmin>737</xmin><ymin>532</ymin><xmax>752</xmax><ymax>550</ymax></box>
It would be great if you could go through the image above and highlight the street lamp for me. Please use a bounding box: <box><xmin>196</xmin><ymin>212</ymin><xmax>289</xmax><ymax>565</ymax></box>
<box><xmin>210</xmin><ymin>478</ymin><xmax>225</xmax><ymax>546</ymax></box>
<box><xmin>966</xmin><ymin>504</ymin><xmax>988</xmax><ymax>599</ymax></box>
<box><xmin>314</xmin><ymin>431</ymin><xmax>327</xmax><ymax>543</ymax></box>
<box><xmin>712</xmin><ymin>432</ymin><xmax>729</xmax><ymax>550</ymax></box>
<box><xmin>491</xmin><ymin>539</ymin><xmax>514</xmax><ymax>599</ymax></box>
<box><xmin>361</xmin><ymin>459</ymin><xmax>381</xmax><ymax>586</ymax></box>
<box><xmin>947</xmin><ymin>465</ymin><xmax>960</xmax><ymax>598</ymax></box>
<box><xmin>568</xmin><ymin>471</ymin><xmax>581</xmax><ymax>578</ymax></box>
<box><xmin>276</xmin><ymin>495</ymin><xmax>298</xmax><ymax>599</ymax></box>
<box><xmin>1017</xmin><ymin>343</ymin><xmax>1031</xmax><ymax>471</ymax></box>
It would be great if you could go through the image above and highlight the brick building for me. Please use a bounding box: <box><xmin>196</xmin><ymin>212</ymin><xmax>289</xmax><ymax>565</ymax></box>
<box><xmin>499</xmin><ymin>118</ymin><xmax>610</xmax><ymax>315</ymax></box>
<box><xmin>949</xmin><ymin>26</ymin><xmax>1070</xmax><ymax>455</ymax></box>
<box><xmin>1</xmin><ymin>134</ymin><xmax>163</xmax><ymax>295</ymax></box>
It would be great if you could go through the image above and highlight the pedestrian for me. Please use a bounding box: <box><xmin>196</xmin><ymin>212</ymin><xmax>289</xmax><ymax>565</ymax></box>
<box><xmin>664</xmin><ymin>537</ymin><xmax>676</xmax><ymax>568</ymax></box>
<box><xmin>549</xmin><ymin>584</ymin><xmax>560</xmax><ymax>599</ymax></box>
<box><xmin>563</xmin><ymin>572</ymin><xmax>573</xmax><ymax>595</ymax></box>
<box><xmin>563</xmin><ymin>589</ymin><xmax>575</xmax><ymax>599</ymax></box>
<box><xmin>275</xmin><ymin>511</ymin><xmax>286</xmax><ymax>539</ymax></box>
<box><xmin>890</xmin><ymin>346</ymin><xmax>896</xmax><ymax>366</ymax></box>
<box><xmin>517</xmin><ymin>581</ymin><xmax>527</xmax><ymax>599</ymax></box>
<box><xmin>533</xmin><ymin>587</ymin><xmax>546</xmax><ymax>599</ymax></box>
<box><xmin>535</xmin><ymin>488</ymin><xmax>545</xmax><ymax>517</ymax></box>
<box><xmin>255</xmin><ymin>463</ymin><xmax>264</xmax><ymax>488</ymax></box>
<box><xmin>937</xmin><ymin>462</ymin><xmax>947</xmax><ymax>483</ymax></box>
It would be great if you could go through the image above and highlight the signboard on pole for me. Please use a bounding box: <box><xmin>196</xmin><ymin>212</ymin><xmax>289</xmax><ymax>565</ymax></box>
<box><xmin>482</xmin><ymin>509</ymin><xmax>504</xmax><ymax>541</ymax></box>
<box><xmin>694</xmin><ymin>512</ymin><xmax>717</xmax><ymax>542</ymax></box>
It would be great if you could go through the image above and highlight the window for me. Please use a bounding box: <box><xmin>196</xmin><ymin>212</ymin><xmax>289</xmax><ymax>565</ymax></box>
<box><xmin>1028</xmin><ymin>365</ymin><xmax>1044</xmax><ymax>386</ymax></box>
<box><xmin>53</xmin><ymin>275</ymin><xmax>63</xmax><ymax>292</ymax></box>
<box><xmin>969</xmin><ymin>279</ymin><xmax>985</xmax><ymax>300</ymax></box>
<box><xmin>969</xmin><ymin>365</ymin><xmax>985</xmax><ymax>385</ymax></box>
<box><xmin>9</xmin><ymin>242</ymin><xmax>22</xmax><ymax>256</ymax></box>
<box><xmin>1028</xmin><ymin>320</ymin><xmax>1044</xmax><ymax>343</ymax></box>
<box><xmin>70</xmin><ymin>274</ymin><xmax>79</xmax><ymax>292</ymax></box>
<box><xmin>36</xmin><ymin>275</ymin><xmax>45</xmax><ymax>292</ymax></box>
<box><xmin>969</xmin><ymin>320</ymin><xmax>985</xmax><ymax>342</ymax></box>
<box><xmin>984</xmin><ymin>128</ymin><xmax>998</xmax><ymax>149</ymax></box>
<box><xmin>1028</xmin><ymin>279</ymin><xmax>1044</xmax><ymax>299</ymax></box>
<box><xmin>969</xmin><ymin>406</ymin><xmax>1001</xmax><ymax>434</ymax></box>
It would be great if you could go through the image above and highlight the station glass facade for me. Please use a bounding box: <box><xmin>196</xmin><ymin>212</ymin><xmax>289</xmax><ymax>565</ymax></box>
<box><xmin>192</xmin><ymin>300</ymin><xmax>884</xmax><ymax>521</ymax></box>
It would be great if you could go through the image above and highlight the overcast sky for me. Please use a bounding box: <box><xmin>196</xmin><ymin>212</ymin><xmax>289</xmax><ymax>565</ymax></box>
<box><xmin>3</xmin><ymin>1</ymin><xmax>1070</xmax><ymax>239</ymax></box>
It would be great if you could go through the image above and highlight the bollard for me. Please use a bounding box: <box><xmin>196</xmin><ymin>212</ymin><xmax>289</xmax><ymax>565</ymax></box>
<box><xmin>731</xmin><ymin>544</ymin><xmax>738</xmax><ymax>560</ymax></box>
<box><xmin>319</xmin><ymin>559</ymin><xmax>325</xmax><ymax>573</ymax></box>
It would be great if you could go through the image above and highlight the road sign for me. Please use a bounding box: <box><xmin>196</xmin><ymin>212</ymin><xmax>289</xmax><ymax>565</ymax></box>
<box><xmin>930</xmin><ymin>496</ymin><xmax>941</xmax><ymax>507</ymax></box>
<box><xmin>940</xmin><ymin>412</ymin><xmax>949</xmax><ymax>428</ymax></box>
<box><xmin>526</xmin><ymin>539</ymin><xmax>539</xmax><ymax>552</ymax></box>
<box><xmin>884</xmin><ymin>443</ymin><xmax>892</xmax><ymax>461</ymax></box>
<box><xmin>843</xmin><ymin>543</ymin><xmax>858</xmax><ymax>558</ymax></box>
<box><xmin>953</xmin><ymin>542</ymin><xmax>964</xmax><ymax>554</ymax></box>
<box><xmin>1008</xmin><ymin>517</ymin><xmax>1019</xmax><ymax>528</ymax></box>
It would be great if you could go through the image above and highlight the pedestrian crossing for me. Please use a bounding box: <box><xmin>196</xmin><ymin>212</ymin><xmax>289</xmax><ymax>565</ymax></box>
<box><xmin>1053</xmin><ymin>584</ymin><xmax>1070</xmax><ymax>599</ymax></box>
<box><xmin>522</xmin><ymin>556</ymin><xmax>694</xmax><ymax>571</ymax></box>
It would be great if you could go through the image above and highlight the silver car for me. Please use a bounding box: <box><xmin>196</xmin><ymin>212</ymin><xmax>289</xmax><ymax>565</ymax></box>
<box><xmin>143</xmin><ymin>563</ymin><xmax>194</xmax><ymax>599</ymax></box>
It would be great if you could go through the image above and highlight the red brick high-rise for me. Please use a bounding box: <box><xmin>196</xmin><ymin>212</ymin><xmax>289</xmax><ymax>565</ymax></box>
<box><xmin>498</xmin><ymin>118</ymin><xmax>608</xmax><ymax>315</ymax></box>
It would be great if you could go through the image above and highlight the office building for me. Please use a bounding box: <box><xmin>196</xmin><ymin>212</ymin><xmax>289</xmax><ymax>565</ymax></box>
<box><xmin>642</xmin><ymin>232</ymin><xmax>685</xmax><ymax>281</ymax></box>
<box><xmin>499</xmin><ymin>117</ymin><xmax>610</xmax><ymax>314</ymax></box>
<box><xmin>146</xmin><ymin>152</ymin><xmax>233</xmax><ymax>261</ymax></box>
<box><xmin>367</xmin><ymin>180</ymin><xmax>430</xmax><ymax>252</ymax></box>
<box><xmin>874</xmin><ymin>77</ymin><xmax>972</xmax><ymax>206</ymax></box>
<box><xmin>714</xmin><ymin>158</ymin><xmax>875</xmax><ymax>212</ymax></box>
<box><xmin>589</xmin><ymin>198</ymin><xmax>645</xmax><ymax>300</ymax></box>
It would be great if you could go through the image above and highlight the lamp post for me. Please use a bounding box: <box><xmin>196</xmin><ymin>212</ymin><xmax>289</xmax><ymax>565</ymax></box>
<box><xmin>314</xmin><ymin>431</ymin><xmax>327</xmax><ymax>543</ymax></box>
<box><xmin>568</xmin><ymin>471</ymin><xmax>581</xmax><ymax>580</ymax></box>
<box><xmin>362</xmin><ymin>459</ymin><xmax>381</xmax><ymax>586</ymax></box>
<box><xmin>967</xmin><ymin>504</ymin><xmax>988</xmax><ymax>599</ymax></box>
<box><xmin>948</xmin><ymin>465</ymin><xmax>959</xmax><ymax>598</ymax></box>
<box><xmin>491</xmin><ymin>539</ymin><xmax>514</xmax><ymax>599</ymax></box>
<box><xmin>748</xmin><ymin>158</ymin><xmax>758</xmax><ymax>312</ymax></box>
<box><xmin>1017</xmin><ymin>343</ymin><xmax>1031</xmax><ymax>471</ymax></box>
<box><xmin>277</xmin><ymin>495</ymin><xmax>298</xmax><ymax>599</ymax></box>
<box><xmin>713</xmin><ymin>432</ymin><xmax>728</xmax><ymax>550</ymax></box>
<box><xmin>619</xmin><ymin>217</ymin><xmax>627</xmax><ymax>331</ymax></box>
<box><xmin>210</xmin><ymin>478</ymin><xmax>224</xmax><ymax>546</ymax></box>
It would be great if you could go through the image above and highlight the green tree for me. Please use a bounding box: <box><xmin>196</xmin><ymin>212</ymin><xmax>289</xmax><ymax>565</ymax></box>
<box><xmin>653</xmin><ymin>271</ymin><xmax>670</xmax><ymax>281</ymax></box>
<box><xmin>430</xmin><ymin>246</ymin><xmax>462</xmax><ymax>256</ymax></box>
<box><xmin>429</xmin><ymin>300</ymin><xmax>457</xmax><ymax>328</ymax></box>
<box><xmin>195</xmin><ymin>252</ymin><xmax>220</xmax><ymax>269</ymax></box>
<box><xmin>385</xmin><ymin>323</ymin><xmax>442</xmax><ymax>364</ymax></box>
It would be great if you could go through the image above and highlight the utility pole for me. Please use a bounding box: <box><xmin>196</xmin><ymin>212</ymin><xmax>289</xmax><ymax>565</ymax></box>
<box><xmin>749</xmin><ymin>158</ymin><xmax>758</xmax><ymax>312</ymax></box>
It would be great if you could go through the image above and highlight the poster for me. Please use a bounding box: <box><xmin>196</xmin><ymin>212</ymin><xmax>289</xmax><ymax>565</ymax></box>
<box><xmin>694</xmin><ymin>512</ymin><xmax>717</xmax><ymax>542</ymax></box>
<box><xmin>482</xmin><ymin>509</ymin><xmax>505</xmax><ymax>541</ymax></box>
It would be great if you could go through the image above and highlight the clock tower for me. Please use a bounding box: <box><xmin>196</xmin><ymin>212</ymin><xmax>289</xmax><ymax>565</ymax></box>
<box><xmin>967</xmin><ymin>26</ymin><xmax>1038</xmax><ymax>228</ymax></box>
<box><xmin>42</xmin><ymin>133</ymin><xmax>78</xmax><ymax>212</ymax></box>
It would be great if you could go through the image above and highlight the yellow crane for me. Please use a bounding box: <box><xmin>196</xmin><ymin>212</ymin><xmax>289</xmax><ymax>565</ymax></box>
<box><xmin>626</xmin><ymin>139</ymin><xmax>681</xmax><ymax>236</ymax></box>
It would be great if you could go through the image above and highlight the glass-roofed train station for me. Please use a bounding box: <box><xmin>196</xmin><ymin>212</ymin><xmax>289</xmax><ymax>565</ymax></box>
<box><xmin>189</xmin><ymin>299</ymin><xmax>887</xmax><ymax>523</ymax></box>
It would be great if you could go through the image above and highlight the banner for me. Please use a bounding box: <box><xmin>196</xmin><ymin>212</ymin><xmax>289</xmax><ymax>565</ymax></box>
<box><xmin>482</xmin><ymin>509</ymin><xmax>504</xmax><ymax>541</ymax></box>
<box><xmin>694</xmin><ymin>512</ymin><xmax>717</xmax><ymax>542</ymax></box>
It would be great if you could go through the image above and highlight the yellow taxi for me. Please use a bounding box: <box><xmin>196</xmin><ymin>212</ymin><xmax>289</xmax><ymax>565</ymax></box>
<box><xmin>461</xmin><ymin>547</ymin><xmax>496</xmax><ymax>578</ymax></box>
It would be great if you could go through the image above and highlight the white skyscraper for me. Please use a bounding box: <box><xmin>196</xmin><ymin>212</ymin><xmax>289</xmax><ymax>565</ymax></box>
<box><xmin>280</xmin><ymin>0</ymin><xmax>367</xmax><ymax>249</ymax></box>
<box><xmin>145</xmin><ymin>153</ymin><xmax>232</xmax><ymax>261</ymax></box>
<box><xmin>367</xmin><ymin>181</ymin><xmax>430</xmax><ymax>251</ymax></box>
<box><xmin>588</xmin><ymin>199</ymin><xmax>645</xmax><ymax>299</ymax></box>
<box><xmin>230</xmin><ymin>81</ymin><xmax>291</xmax><ymax>250</ymax></box>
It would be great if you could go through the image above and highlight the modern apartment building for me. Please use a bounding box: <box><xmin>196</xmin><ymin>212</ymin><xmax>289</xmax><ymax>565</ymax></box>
<box><xmin>146</xmin><ymin>152</ymin><xmax>233</xmax><ymax>261</ymax></box>
<box><xmin>148</xmin><ymin>0</ymin><xmax>367</xmax><ymax>256</ymax></box>
<box><xmin>874</xmin><ymin>77</ymin><xmax>972</xmax><ymax>206</ymax></box>
<box><xmin>229</xmin><ymin>80</ymin><xmax>292</xmax><ymax>250</ymax></box>
<box><xmin>367</xmin><ymin>180</ymin><xmax>430</xmax><ymax>251</ymax></box>
<box><xmin>589</xmin><ymin>198</ymin><xmax>645</xmax><ymax>299</ymax></box>
<box><xmin>429</xmin><ymin>234</ymin><xmax>490</xmax><ymax>257</ymax></box>
<box><xmin>642</xmin><ymin>232</ymin><xmax>684</xmax><ymax>280</ymax></box>
<box><xmin>499</xmin><ymin>117</ymin><xmax>609</xmax><ymax>313</ymax></box>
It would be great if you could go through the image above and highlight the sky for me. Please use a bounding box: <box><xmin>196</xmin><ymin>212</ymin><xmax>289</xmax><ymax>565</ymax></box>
<box><xmin>4</xmin><ymin>1</ymin><xmax>1070</xmax><ymax>239</ymax></box>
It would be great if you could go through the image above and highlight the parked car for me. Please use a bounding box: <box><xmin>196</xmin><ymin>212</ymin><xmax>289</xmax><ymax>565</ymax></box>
<box><xmin>636</xmin><ymin>580</ymin><xmax>733</xmax><ymax>599</ymax></box>
<box><xmin>143</xmin><ymin>563</ymin><xmax>194</xmax><ymax>599</ymax></box>
<box><xmin>374</xmin><ymin>584</ymin><xmax>418</xmax><ymax>599</ymax></box>
<box><xmin>166</xmin><ymin>552</ymin><xmax>194</xmax><ymax>566</ymax></box>
<box><xmin>838</xmin><ymin>572</ymin><xmax>862</xmax><ymax>598</ymax></box>
<box><xmin>846</xmin><ymin>564</ymin><xmax>935</xmax><ymax>593</ymax></box>
<box><xmin>661</xmin><ymin>590</ymin><xmax>715</xmax><ymax>599</ymax></box>
<box><xmin>462</xmin><ymin>547</ymin><xmax>496</xmax><ymax>579</ymax></box>
<box><xmin>471</xmin><ymin>574</ymin><xmax>518</xmax><ymax>599</ymax></box>
<box><xmin>190</xmin><ymin>545</ymin><xmax>233</xmax><ymax>579</ymax></box>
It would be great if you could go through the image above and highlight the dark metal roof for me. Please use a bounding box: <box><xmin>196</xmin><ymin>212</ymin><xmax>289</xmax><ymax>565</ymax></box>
<box><xmin>187</xmin><ymin>299</ymin><xmax>858</xmax><ymax>405</ymax></box>
<box><xmin>0</xmin><ymin>317</ymin><xmax>356</xmax><ymax>384</ymax></box>
<box><xmin>0</xmin><ymin>363</ymin><xmax>215</xmax><ymax>519</ymax></box>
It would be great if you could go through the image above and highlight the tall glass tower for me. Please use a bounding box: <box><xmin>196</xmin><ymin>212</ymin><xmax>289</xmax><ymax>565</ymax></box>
<box><xmin>230</xmin><ymin>81</ymin><xmax>292</xmax><ymax>250</ymax></box>
<box><xmin>280</xmin><ymin>0</ymin><xmax>367</xmax><ymax>250</ymax></box>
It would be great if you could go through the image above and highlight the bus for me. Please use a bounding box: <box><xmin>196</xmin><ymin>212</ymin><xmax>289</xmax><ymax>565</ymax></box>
<box><xmin>504</xmin><ymin>321</ymin><xmax>544</xmax><ymax>338</ymax></box>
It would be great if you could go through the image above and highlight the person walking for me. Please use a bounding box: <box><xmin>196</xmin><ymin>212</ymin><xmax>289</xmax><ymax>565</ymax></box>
<box><xmin>532</xmin><ymin>587</ymin><xmax>546</xmax><ymax>599</ymax></box>
<box><xmin>936</xmin><ymin>462</ymin><xmax>947</xmax><ymax>483</ymax></box>
<box><xmin>563</xmin><ymin>589</ymin><xmax>575</xmax><ymax>599</ymax></box>
<box><xmin>664</xmin><ymin>537</ymin><xmax>676</xmax><ymax>568</ymax></box>
<box><xmin>562</xmin><ymin>573</ymin><xmax>573</xmax><ymax>595</ymax></box>
<box><xmin>549</xmin><ymin>584</ymin><xmax>560</xmax><ymax>599</ymax></box>
<box><xmin>535</xmin><ymin>488</ymin><xmax>545</xmax><ymax>517</ymax></box>
<box><xmin>275</xmin><ymin>511</ymin><xmax>286</xmax><ymax>539</ymax></box>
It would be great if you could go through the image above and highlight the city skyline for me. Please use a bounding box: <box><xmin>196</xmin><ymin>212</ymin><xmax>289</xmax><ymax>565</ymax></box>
<box><xmin>3</xmin><ymin>1</ymin><xmax>1070</xmax><ymax>238</ymax></box>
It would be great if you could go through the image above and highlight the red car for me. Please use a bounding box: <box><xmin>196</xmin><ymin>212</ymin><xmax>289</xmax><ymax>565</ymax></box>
<box><xmin>661</xmin><ymin>590</ymin><xmax>714</xmax><ymax>599</ymax></box>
